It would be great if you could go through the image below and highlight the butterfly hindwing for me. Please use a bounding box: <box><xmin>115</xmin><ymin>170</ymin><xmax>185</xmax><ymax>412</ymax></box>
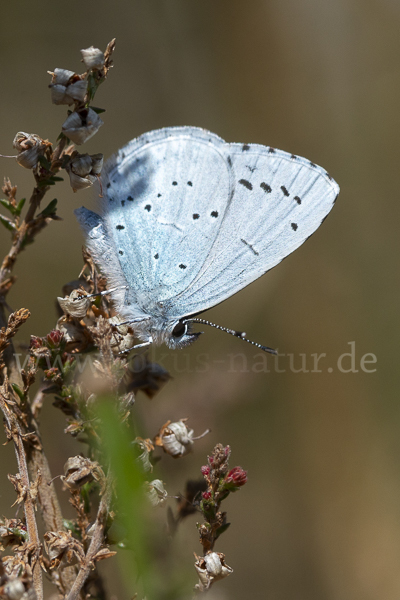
<box><xmin>98</xmin><ymin>128</ymin><xmax>233</xmax><ymax>303</ymax></box>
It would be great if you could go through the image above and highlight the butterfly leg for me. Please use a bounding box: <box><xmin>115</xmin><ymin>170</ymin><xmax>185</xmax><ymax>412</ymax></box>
<box><xmin>118</xmin><ymin>337</ymin><xmax>153</xmax><ymax>356</ymax></box>
<box><xmin>79</xmin><ymin>285</ymin><xmax>128</xmax><ymax>300</ymax></box>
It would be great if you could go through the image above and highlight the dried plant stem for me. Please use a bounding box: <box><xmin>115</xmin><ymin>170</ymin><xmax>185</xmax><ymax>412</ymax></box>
<box><xmin>66</xmin><ymin>476</ymin><xmax>113</xmax><ymax>600</ymax></box>
<box><xmin>0</xmin><ymin>308</ymin><xmax>76</xmax><ymax>593</ymax></box>
<box><xmin>0</xmin><ymin>305</ymin><xmax>23</xmax><ymax>388</ymax></box>
<box><xmin>0</xmin><ymin>383</ymin><xmax>43</xmax><ymax>600</ymax></box>
<box><xmin>0</xmin><ymin>185</ymin><xmax>48</xmax><ymax>288</ymax></box>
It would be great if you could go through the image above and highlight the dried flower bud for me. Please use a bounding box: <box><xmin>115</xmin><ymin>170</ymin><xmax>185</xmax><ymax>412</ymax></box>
<box><xmin>81</xmin><ymin>46</ymin><xmax>105</xmax><ymax>70</ymax></box>
<box><xmin>3</xmin><ymin>579</ymin><xmax>25</xmax><ymax>600</ymax></box>
<box><xmin>194</xmin><ymin>552</ymin><xmax>233</xmax><ymax>591</ymax></box>
<box><xmin>62</xmin><ymin>455</ymin><xmax>104</xmax><ymax>490</ymax></box>
<box><xmin>145</xmin><ymin>479</ymin><xmax>167</xmax><ymax>507</ymax></box>
<box><xmin>62</xmin><ymin>108</ymin><xmax>103</xmax><ymax>145</ymax></box>
<box><xmin>108</xmin><ymin>315</ymin><xmax>136</xmax><ymax>354</ymax></box>
<box><xmin>58</xmin><ymin>289</ymin><xmax>91</xmax><ymax>318</ymax></box>
<box><xmin>49</xmin><ymin>68</ymin><xmax>87</xmax><ymax>105</ymax></box>
<box><xmin>30</xmin><ymin>335</ymin><xmax>43</xmax><ymax>349</ymax></box>
<box><xmin>29</xmin><ymin>338</ymin><xmax>51</xmax><ymax>361</ymax></box>
<box><xmin>13</xmin><ymin>132</ymin><xmax>48</xmax><ymax>169</ymax></box>
<box><xmin>224</xmin><ymin>466</ymin><xmax>247</xmax><ymax>489</ymax></box>
<box><xmin>133</xmin><ymin>437</ymin><xmax>154</xmax><ymax>473</ymax></box>
<box><xmin>65</xmin><ymin>151</ymin><xmax>103</xmax><ymax>192</ymax></box>
<box><xmin>155</xmin><ymin>419</ymin><xmax>194</xmax><ymax>458</ymax></box>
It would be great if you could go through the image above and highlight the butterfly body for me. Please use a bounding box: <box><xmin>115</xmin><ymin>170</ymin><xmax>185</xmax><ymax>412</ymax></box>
<box><xmin>75</xmin><ymin>127</ymin><xmax>339</xmax><ymax>349</ymax></box>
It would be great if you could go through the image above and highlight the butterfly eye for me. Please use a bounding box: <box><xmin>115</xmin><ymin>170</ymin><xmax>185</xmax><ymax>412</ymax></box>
<box><xmin>172</xmin><ymin>322</ymin><xmax>187</xmax><ymax>338</ymax></box>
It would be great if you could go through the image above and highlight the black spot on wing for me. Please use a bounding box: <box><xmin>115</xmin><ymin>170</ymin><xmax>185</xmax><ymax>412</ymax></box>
<box><xmin>116</xmin><ymin>225</ymin><xmax>125</xmax><ymax>230</ymax></box>
<box><xmin>145</xmin><ymin>205</ymin><xmax>151</xmax><ymax>212</ymax></box>
<box><xmin>127</xmin><ymin>196</ymin><xmax>134</xmax><ymax>201</ymax></box>
<box><xmin>291</xmin><ymin>154</ymin><xmax>297</xmax><ymax>160</ymax></box>
<box><xmin>309</xmin><ymin>161</ymin><xmax>317</xmax><ymax>168</ymax></box>
<box><xmin>227</xmin><ymin>156</ymin><xmax>232</xmax><ymax>167</ymax></box>
<box><xmin>211</xmin><ymin>211</ymin><xmax>218</xmax><ymax>218</ymax></box>
<box><xmin>260</xmin><ymin>182</ymin><xmax>272</xmax><ymax>193</ymax></box>
<box><xmin>193</xmin><ymin>213</ymin><xmax>200</xmax><ymax>220</ymax></box>
<box><xmin>268</xmin><ymin>147</ymin><xmax>276</xmax><ymax>153</ymax></box>
<box><xmin>294</xmin><ymin>196</ymin><xmax>301</xmax><ymax>204</ymax></box>
<box><xmin>106</xmin><ymin>183</ymin><xmax>111</xmax><ymax>188</ymax></box>
<box><xmin>281</xmin><ymin>186</ymin><xmax>289</xmax><ymax>197</ymax></box>
<box><xmin>239</xmin><ymin>179</ymin><xmax>253</xmax><ymax>190</ymax></box>
<box><xmin>172</xmin><ymin>181</ymin><xmax>178</xmax><ymax>186</ymax></box>
<box><xmin>157</xmin><ymin>193</ymin><xmax>162</xmax><ymax>197</ymax></box>
<box><xmin>291</xmin><ymin>223</ymin><xmax>298</xmax><ymax>231</ymax></box>
<box><xmin>187</xmin><ymin>181</ymin><xmax>193</xmax><ymax>186</ymax></box>
<box><xmin>179</xmin><ymin>264</ymin><xmax>187</xmax><ymax>269</ymax></box>
<box><xmin>242</xmin><ymin>144</ymin><xmax>250</xmax><ymax>151</ymax></box>
<box><xmin>121</xmin><ymin>200</ymin><xmax>125</xmax><ymax>207</ymax></box>
<box><xmin>154</xmin><ymin>253</ymin><xmax>159</xmax><ymax>259</ymax></box>
<box><xmin>119</xmin><ymin>250</ymin><xmax>124</xmax><ymax>255</ymax></box>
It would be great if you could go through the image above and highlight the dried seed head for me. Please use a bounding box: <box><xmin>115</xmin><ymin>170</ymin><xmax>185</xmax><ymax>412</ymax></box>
<box><xmin>194</xmin><ymin>552</ymin><xmax>233</xmax><ymax>591</ymax></box>
<box><xmin>154</xmin><ymin>419</ymin><xmax>194</xmax><ymax>458</ymax></box>
<box><xmin>66</xmin><ymin>152</ymin><xmax>104</xmax><ymax>192</ymax></box>
<box><xmin>44</xmin><ymin>530</ymin><xmax>85</xmax><ymax>569</ymax></box>
<box><xmin>3</xmin><ymin>579</ymin><xmax>25</xmax><ymax>600</ymax></box>
<box><xmin>49</xmin><ymin>68</ymin><xmax>87</xmax><ymax>105</ymax></box>
<box><xmin>58</xmin><ymin>289</ymin><xmax>91</xmax><ymax>318</ymax></box>
<box><xmin>145</xmin><ymin>479</ymin><xmax>168</xmax><ymax>507</ymax></box>
<box><xmin>62</xmin><ymin>455</ymin><xmax>104</xmax><ymax>490</ymax></box>
<box><xmin>56</xmin><ymin>315</ymin><xmax>88</xmax><ymax>352</ymax></box>
<box><xmin>13</xmin><ymin>132</ymin><xmax>49</xmax><ymax>169</ymax></box>
<box><xmin>62</xmin><ymin>108</ymin><xmax>103</xmax><ymax>145</ymax></box>
<box><xmin>49</xmin><ymin>68</ymin><xmax>75</xmax><ymax>86</ymax></box>
<box><xmin>81</xmin><ymin>46</ymin><xmax>105</xmax><ymax>70</ymax></box>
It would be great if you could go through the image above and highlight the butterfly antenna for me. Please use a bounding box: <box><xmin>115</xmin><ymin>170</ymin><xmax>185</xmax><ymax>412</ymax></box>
<box><xmin>187</xmin><ymin>318</ymin><xmax>277</xmax><ymax>355</ymax></box>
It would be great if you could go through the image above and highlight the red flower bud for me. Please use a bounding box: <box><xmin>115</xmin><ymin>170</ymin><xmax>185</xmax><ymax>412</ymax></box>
<box><xmin>225</xmin><ymin>466</ymin><xmax>247</xmax><ymax>487</ymax></box>
<box><xmin>46</xmin><ymin>329</ymin><xmax>64</xmax><ymax>348</ymax></box>
<box><xmin>201</xmin><ymin>465</ymin><xmax>210</xmax><ymax>477</ymax></box>
<box><xmin>202</xmin><ymin>491</ymin><xmax>212</xmax><ymax>500</ymax></box>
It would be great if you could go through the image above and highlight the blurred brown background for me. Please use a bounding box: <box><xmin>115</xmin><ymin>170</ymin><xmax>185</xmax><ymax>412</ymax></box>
<box><xmin>1</xmin><ymin>1</ymin><xmax>399</xmax><ymax>598</ymax></box>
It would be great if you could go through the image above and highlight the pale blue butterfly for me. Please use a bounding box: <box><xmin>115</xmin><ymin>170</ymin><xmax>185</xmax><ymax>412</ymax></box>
<box><xmin>75</xmin><ymin>127</ymin><xmax>339</xmax><ymax>353</ymax></box>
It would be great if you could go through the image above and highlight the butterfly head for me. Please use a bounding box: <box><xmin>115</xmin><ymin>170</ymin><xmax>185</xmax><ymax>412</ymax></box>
<box><xmin>164</xmin><ymin>320</ymin><xmax>202</xmax><ymax>350</ymax></box>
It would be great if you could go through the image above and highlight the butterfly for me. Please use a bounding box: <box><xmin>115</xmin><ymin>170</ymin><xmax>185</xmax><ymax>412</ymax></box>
<box><xmin>75</xmin><ymin>126</ymin><xmax>339</xmax><ymax>352</ymax></box>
